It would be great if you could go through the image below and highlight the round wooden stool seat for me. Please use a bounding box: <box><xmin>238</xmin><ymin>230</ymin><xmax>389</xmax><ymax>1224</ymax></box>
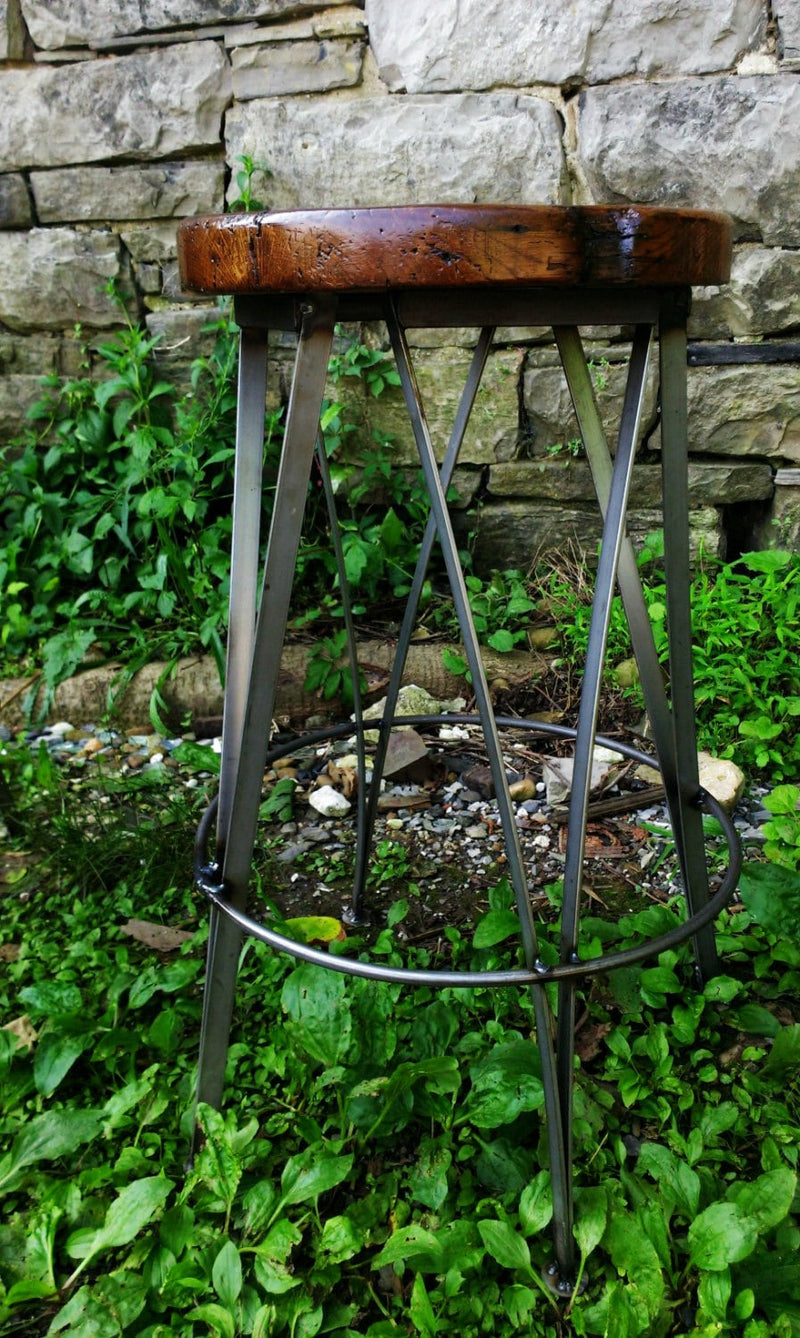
<box><xmin>178</xmin><ymin>204</ymin><xmax>731</xmax><ymax>296</ymax></box>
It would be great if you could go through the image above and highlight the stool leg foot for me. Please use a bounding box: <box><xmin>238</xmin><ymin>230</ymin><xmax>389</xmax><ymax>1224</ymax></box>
<box><xmin>194</xmin><ymin>904</ymin><xmax>244</xmax><ymax>1116</ymax></box>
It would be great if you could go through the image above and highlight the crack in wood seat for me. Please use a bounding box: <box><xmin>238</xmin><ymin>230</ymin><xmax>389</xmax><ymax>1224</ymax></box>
<box><xmin>178</xmin><ymin>204</ymin><xmax>731</xmax><ymax>296</ymax></box>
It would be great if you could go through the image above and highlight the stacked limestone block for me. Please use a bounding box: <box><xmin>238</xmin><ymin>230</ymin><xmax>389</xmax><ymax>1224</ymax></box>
<box><xmin>1</xmin><ymin>0</ymin><xmax>799</xmax><ymax>562</ymax></box>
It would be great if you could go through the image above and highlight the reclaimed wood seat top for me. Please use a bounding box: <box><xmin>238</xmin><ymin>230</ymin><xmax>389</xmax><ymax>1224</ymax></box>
<box><xmin>177</xmin><ymin>205</ymin><xmax>731</xmax><ymax>297</ymax></box>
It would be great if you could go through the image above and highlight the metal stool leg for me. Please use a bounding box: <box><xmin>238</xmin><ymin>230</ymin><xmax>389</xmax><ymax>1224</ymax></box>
<box><xmin>194</xmin><ymin>326</ymin><xmax>268</xmax><ymax>1132</ymax></box>
<box><xmin>659</xmin><ymin>296</ymin><xmax>719</xmax><ymax>982</ymax></box>
<box><xmin>387</xmin><ymin>307</ymin><xmax>577</xmax><ymax>1284</ymax></box>
<box><xmin>349</xmin><ymin>326</ymin><xmax>496</xmax><ymax>923</ymax></box>
<box><xmin>556</xmin><ymin>321</ymin><xmax>719</xmax><ymax>980</ymax></box>
<box><xmin>552</xmin><ymin>324</ymin><xmax>653</xmax><ymax>1271</ymax></box>
<box><xmin>195</xmin><ymin>300</ymin><xmax>337</xmax><ymax>1113</ymax></box>
<box><xmin>313</xmin><ymin>433</ymin><xmax>371</xmax><ymax>926</ymax></box>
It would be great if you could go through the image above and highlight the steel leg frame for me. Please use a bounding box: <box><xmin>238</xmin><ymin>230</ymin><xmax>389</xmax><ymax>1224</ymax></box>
<box><xmin>313</xmin><ymin>432</ymin><xmax>371</xmax><ymax>924</ymax></box>
<box><xmin>386</xmin><ymin>308</ymin><xmax>577</xmax><ymax>1282</ymax></box>
<box><xmin>348</xmin><ymin>325</ymin><xmax>496</xmax><ymax>924</ymax></box>
<box><xmin>194</xmin><ymin>325</ymin><xmax>269</xmax><ymax>1138</ymax></box>
<box><xmin>193</xmin><ymin>286</ymin><xmax>735</xmax><ymax>1294</ymax></box>
<box><xmin>659</xmin><ymin>297</ymin><xmax>719</xmax><ymax>980</ymax></box>
<box><xmin>195</xmin><ymin>299</ymin><xmax>337</xmax><ymax>1115</ymax></box>
<box><xmin>552</xmin><ymin>324</ymin><xmax>653</xmax><ymax>1234</ymax></box>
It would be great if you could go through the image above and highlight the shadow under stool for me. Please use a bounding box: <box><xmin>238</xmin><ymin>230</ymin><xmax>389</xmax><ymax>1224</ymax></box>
<box><xmin>177</xmin><ymin>204</ymin><xmax>742</xmax><ymax>1292</ymax></box>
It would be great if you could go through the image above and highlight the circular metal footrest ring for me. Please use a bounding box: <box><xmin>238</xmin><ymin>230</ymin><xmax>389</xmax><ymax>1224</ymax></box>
<box><xmin>194</xmin><ymin>715</ymin><xmax>742</xmax><ymax>990</ymax></box>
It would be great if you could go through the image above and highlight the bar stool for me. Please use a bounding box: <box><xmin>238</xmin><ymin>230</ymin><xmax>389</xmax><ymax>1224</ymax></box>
<box><xmin>177</xmin><ymin>205</ymin><xmax>740</xmax><ymax>1294</ymax></box>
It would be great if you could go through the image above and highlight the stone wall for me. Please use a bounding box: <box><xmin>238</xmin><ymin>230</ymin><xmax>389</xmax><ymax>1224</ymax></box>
<box><xmin>1</xmin><ymin>0</ymin><xmax>799</xmax><ymax>566</ymax></box>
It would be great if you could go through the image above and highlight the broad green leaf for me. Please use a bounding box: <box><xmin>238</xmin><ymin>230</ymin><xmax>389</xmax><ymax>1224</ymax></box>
<box><xmin>765</xmin><ymin>784</ymin><xmax>800</xmax><ymax>815</ymax></box>
<box><xmin>283</xmin><ymin>916</ymin><xmax>343</xmax><ymax>944</ymax></box>
<box><xmin>461</xmin><ymin>1041</ymin><xmax>543</xmax><ymax>1128</ymax></box>
<box><xmin>409</xmin><ymin>1273</ymin><xmax>438</xmax><ymax>1338</ymax></box>
<box><xmin>733</xmin><ymin>1288</ymin><xmax>755</xmax><ymax>1321</ymax></box>
<box><xmin>729</xmin><ymin>1004</ymin><xmax>780</xmax><ymax>1038</ymax></box>
<box><xmin>192</xmin><ymin>1104</ymin><xmax>242</xmax><ymax>1212</ymax></box>
<box><xmin>472</xmin><ymin>909</ymin><xmax>520</xmax><ymax>949</ymax></box>
<box><xmin>475</xmin><ymin>1138</ymin><xmax>533</xmax><ymax>1195</ymax></box>
<box><xmin>5</xmin><ymin>1278</ymin><xmax>58</xmax><ymax>1306</ymax></box>
<box><xmin>102</xmin><ymin>1066</ymin><xmax>159</xmax><ymax>1133</ymax></box>
<box><xmin>159</xmin><ymin>1204</ymin><xmax>194</xmax><ymax>1258</ymax></box>
<box><xmin>69</xmin><ymin>1176</ymin><xmax>173</xmax><ymax>1287</ymax></box>
<box><xmin>703</xmin><ymin>974</ymin><xmax>743</xmax><ymax>1004</ymax></box>
<box><xmin>487</xmin><ymin>628</ymin><xmax>516</xmax><ymax>653</ymax></box>
<box><xmin>727</xmin><ymin>1169</ymin><xmax>796</xmax><ymax>1233</ymax></box>
<box><xmin>171</xmin><ymin>740</ymin><xmax>221</xmax><ymax>773</ymax></box>
<box><xmin>19</xmin><ymin>982</ymin><xmax>82</xmax><ymax>1016</ymax></box>
<box><xmin>637</xmin><ymin>1143</ymin><xmax>700</xmax><ymax>1220</ymax></box>
<box><xmin>740</xmin><ymin>863</ymin><xmax>800</xmax><ymax>937</ymax></box>
<box><xmin>372</xmin><ymin>1224</ymin><xmax>442</xmax><ymax>1271</ymax></box>
<box><xmin>764</xmin><ymin>1024</ymin><xmax>800</xmax><ymax>1078</ymax></box>
<box><xmin>279</xmin><ymin>1146</ymin><xmax>354</xmax><ymax>1209</ymax></box>
<box><xmin>49</xmin><ymin>1274</ymin><xmax>149</xmax><ymax>1337</ymax></box>
<box><xmin>688</xmin><ymin>1202</ymin><xmax>758</xmax><ymax>1270</ymax></box>
<box><xmin>739</xmin><ymin>715</ymin><xmax>783</xmax><ymax>741</ymax></box>
<box><xmin>186</xmin><ymin>1303</ymin><xmax>235</xmax><ymax>1338</ymax></box>
<box><xmin>241</xmin><ymin>1181</ymin><xmax>278</xmax><ymax>1239</ymax></box>
<box><xmin>428</xmin><ymin>1220</ymin><xmax>484</xmax><ymax>1275</ymax></box>
<box><xmin>379</xmin><ymin>508</ymin><xmax>404</xmax><ymax>552</ymax></box>
<box><xmin>604</xmin><ymin>1208</ymin><xmax>662</xmax><ymax>1285</ymax></box>
<box><xmin>697</xmin><ymin>1268</ymin><xmax>732</xmax><ymax>1322</ymax></box>
<box><xmin>502</xmin><ymin>1284</ymin><xmax>537</xmax><ymax>1327</ymax></box>
<box><xmin>253</xmin><ymin>1254</ymin><xmax>303</xmax><ymax>1295</ymax></box>
<box><xmin>319</xmin><ymin>1214</ymin><xmax>365</xmax><ymax>1263</ymax></box>
<box><xmin>281</xmin><ymin>964</ymin><xmax>352</xmax><ymax>1067</ymax></box>
<box><xmin>408</xmin><ymin>1137</ymin><xmax>452</xmax><ymax>1211</ymax></box>
<box><xmin>741</xmin><ymin>549</ymin><xmax>791</xmax><ymax>574</ymax></box>
<box><xmin>212</xmin><ymin>1239</ymin><xmax>242</xmax><ymax>1310</ymax></box>
<box><xmin>259</xmin><ymin>1218</ymin><xmax>303</xmax><ymax>1262</ymax></box>
<box><xmin>34</xmin><ymin>1032</ymin><xmax>89</xmax><ymax>1097</ymax></box>
<box><xmin>574</xmin><ymin>1185</ymin><xmax>607</xmax><ymax>1260</ymax></box>
<box><xmin>604</xmin><ymin>1279</ymin><xmax>648</xmax><ymax>1337</ymax></box>
<box><xmin>0</xmin><ymin>1109</ymin><xmax>102</xmax><ymax>1194</ymax></box>
<box><xmin>639</xmin><ymin>967</ymin><xmax>681</xmax><ymax>996</ymax></box>
<box><xmin>699</xmin><ymin>1103</ymin><xmax>739</xmax><ymax>1145</ymax></box>
<box><xmin>477</xmin><ymin>1220</ymin><xmax>532</xmax><ymax>1275</ymax></box>
<box><xmin>519</xmin><ymin>1170</ymin><xmax>553</xmax><ymax>1235</ymax></box>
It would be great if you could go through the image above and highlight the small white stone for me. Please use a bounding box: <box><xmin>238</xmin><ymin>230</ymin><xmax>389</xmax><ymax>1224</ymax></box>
<box><xmin>48</xmin><ymin>720</ymin><xmax>75</xmax><ymax>737</ymax></box>
<box><xmin>697</xmin><ymin>752</ymin><xmax>746</xmax><ymax>813</ymax></box>
<box><xmin>439</xmin><ymin>724</ymin><xmax>471</xmax><ymax>741</ymax></box>
<box><xmin>308</xmin><ymin>785</ymin><xmax>351</xmax><ymax>817</ymax></box>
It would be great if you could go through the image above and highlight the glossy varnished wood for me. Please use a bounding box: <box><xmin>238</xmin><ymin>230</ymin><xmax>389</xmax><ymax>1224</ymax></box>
<box><xmin>178</xmin><ymin>205</ymin><xmax>731</xmax><ymax>297</ymax></box>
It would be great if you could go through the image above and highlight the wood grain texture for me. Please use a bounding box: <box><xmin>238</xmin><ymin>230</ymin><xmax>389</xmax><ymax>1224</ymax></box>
<box><xmin>177</xmin><ymin>205</ymin><xmax>731</xmax><ymax>295</ymax></box>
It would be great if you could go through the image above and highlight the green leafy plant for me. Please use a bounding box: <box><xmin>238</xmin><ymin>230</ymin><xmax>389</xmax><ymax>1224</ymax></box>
<box><xmin>0</xmin><ymin>297</ymin><xmax>246</xmax><ymax>705</ymax></box>
<box><xmin>1</xmin><ymin>731</ymin><xmax>800</xmax><ymax>1336</ymax></box>
<box><xmin>227</xmin><ymin>154</ymin><xmax>272</xmax><ymax>212</ymax></box>
<box><xmin>544</xmin><ymin>538</ymin><xmax>800</xmax><ymax>778</ymax></box>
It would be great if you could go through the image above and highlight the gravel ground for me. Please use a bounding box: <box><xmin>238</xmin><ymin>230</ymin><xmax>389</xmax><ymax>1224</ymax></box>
<box><xmin>4</xmin><ymin>715</ymin><xmax>771</xmax><ymax>945</ymax></box>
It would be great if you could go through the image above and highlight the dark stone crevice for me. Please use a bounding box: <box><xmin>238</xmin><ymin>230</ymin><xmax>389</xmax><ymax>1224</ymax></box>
<box><xmin>719</xmin><ymin>497</ymin><xmax>774</xmax><ymax>560</ymax></box>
